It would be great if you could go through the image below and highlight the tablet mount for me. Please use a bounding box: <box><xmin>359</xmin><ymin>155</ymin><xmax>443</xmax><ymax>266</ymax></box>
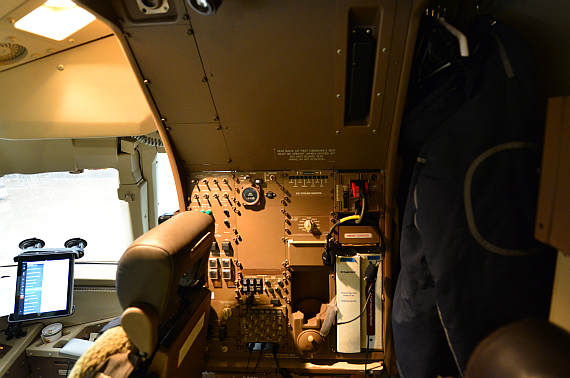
<box><xmin>5</xmin><ymin>238</ymin><xmax>86</xmax><ymax>340</ymax></box>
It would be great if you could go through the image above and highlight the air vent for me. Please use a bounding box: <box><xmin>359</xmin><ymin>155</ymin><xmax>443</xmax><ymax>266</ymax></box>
<box><xmin>0</xmin><ymin>43</ymin><xmax>27</xmax><ymax>63</ymax></box>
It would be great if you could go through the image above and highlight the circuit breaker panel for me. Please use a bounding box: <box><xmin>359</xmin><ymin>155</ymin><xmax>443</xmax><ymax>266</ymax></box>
<box><xmin>187</xmin><ymin>170</ymin><xmax>385</xmax><ymax>371</ymax></box>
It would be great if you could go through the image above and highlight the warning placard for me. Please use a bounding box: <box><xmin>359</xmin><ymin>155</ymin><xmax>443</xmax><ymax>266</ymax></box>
<box><xmin>275</xmin><ymin>148</ymin><xmax>336</xmax><ymax>162</ymax></box>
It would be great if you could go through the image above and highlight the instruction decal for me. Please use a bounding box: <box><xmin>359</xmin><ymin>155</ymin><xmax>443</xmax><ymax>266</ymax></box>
<box><xmin>275</xmin><ymin>148</ymin><xmax>336</xmax><ymax>163</ymax></box>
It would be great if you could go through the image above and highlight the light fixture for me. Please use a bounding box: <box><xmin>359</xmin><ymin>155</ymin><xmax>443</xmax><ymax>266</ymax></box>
<box><xmin>14</xmin><ymin>0</ymin><xmax>96</xmax><ymax>41</ymax></box>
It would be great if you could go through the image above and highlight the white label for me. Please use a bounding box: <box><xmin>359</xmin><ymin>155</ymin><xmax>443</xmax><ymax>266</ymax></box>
<box><xmin>275</xmin><ymin>148</ymin><xmax>336</xmax><ymax>162</ymax></box>
<box><xmin>344</xmin><ymin>233</ymin><xmax>373</xmax><ymax>239</ymax></box>
<box><xmin>178</xmin><ymin>313</ymin><xmax>205</xmax><ymax>367</ymax></box>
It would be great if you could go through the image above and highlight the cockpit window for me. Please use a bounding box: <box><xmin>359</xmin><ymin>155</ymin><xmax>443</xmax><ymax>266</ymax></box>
<box><xmin>156</xmin><ymin>152</ymin><xmax>179</xmax><ymax>216</ymax></box>
<box><xmin>0</xmin><ymin>169</ymin><xmax>132</xmax><ymax>266</ymax></box>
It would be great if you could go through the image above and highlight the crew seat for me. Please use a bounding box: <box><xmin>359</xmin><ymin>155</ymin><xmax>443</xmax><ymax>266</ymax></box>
<box><xmin>69</xmin><ymin>211</ymin><xmax>215</xmax><ymax>378</ymax></box>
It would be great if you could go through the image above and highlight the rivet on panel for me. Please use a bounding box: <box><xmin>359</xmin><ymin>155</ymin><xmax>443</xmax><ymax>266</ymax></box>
<box><xmin>183</xmin><ymin>14</ymin><xmax>189</xmax><ymax>20</ymax></box>
<box><xmin>336</xmin><ymin>130</ymin><xmax>340</xmax><ymax>134</ymax></box>
<box><xmin>161</xmin><ymin>118</ymin><xmax>167</xmax><ymax>122</ymax></box>
<box><xmin>57</xmin><ymin>64</ymin><xmax>64</xmax><ymax>71</ymax></box>
<box><xmin>336</xmin><ymin>94</ymin><xmax>342</xmax><ymax>98</ymax></box>
<box><xmin>373</xmin><ymin>130</ymin><xmax>378</xmax><ymax>134</ymax></box>
<box><xmin>337</xmin><ymin>49</ymin><xmax>342</xmax><ymax>54</ymax></box>
<box><xmin>47</xmin><ymin>48</ymin><xmax>55</xmax><ymax>54</ymax></box>
<box><xmin>377</xmin><ymin>92</ymin><xmax>382</xmax><ymax>97</ymax></box>
<box><xmin>202</xmin><ymin>77</ymin><xmax>207</xmax><ymax>82</ymax></box>
<box><xmin>7</xmin><ymin>36</ymin><xmax>16</xmax><ymax>42</ymax></box>
<box><xmin>31</xmin><ymin>54</ymin><xmax>40</xmax><ymax>59</ymax></box>
<box><xmin>382</xmin><ymin>47</ymin><xmax>388</xmax><ymax>53</ymax></box>
<box><xmin>7</xmin><ymin>18</ymin><xmax>15</xmax><ymax>24</ymax></box>
<box><xmin>214</xmin><ymin>117</ymin><xmax>219</xmax><ymax>121</ymax></box>
<box><xmin>165</xmin><ymin>127</ymin><xmax>171</xmax><ymax>131</ymax></box>
<box><xmin>143</xmin><ymin>79</ymin><xmax>150</xmax><ymax>84</ymax></box>
<box><xmin>217</xmin><ymin>125</ymin><xmax>222</xmax><ymax>130</ymax></box>
<box><xmin>187</xmin><ymin>29</ymin><xmax>194</xmax><ymax>35</ymax></box>
<box><xmin>68</xmin><ymin>38</ymin><xmax>75</xmax><ymax>43</ymax></box>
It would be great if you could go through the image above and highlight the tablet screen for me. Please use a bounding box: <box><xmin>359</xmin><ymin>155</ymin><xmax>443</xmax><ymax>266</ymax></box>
<box><xmin>12</xmin><ymin>252</ymin><xmax>74</xmax><ymax>322</ymax></box>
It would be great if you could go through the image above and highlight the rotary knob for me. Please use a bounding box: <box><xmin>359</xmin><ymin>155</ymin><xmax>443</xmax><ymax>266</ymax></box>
<box><xmin>303</xmin><ymin>219</ymin><xmax>317</xmax><ymax>233</ymax></box>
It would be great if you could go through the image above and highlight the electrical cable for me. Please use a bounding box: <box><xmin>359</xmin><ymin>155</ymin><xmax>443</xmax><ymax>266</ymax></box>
<box><xmin>355</xmin><ymin>196</ymin><xmax>366</xmax><ymax>224</ymax></box>
<box><xmin>272</xmin><ymin>344</ymin><xmax>293</xmax><ymax>378</ymax></box>
<box><xmin>337</xmin><ymin>283</ymin><xmax>374</xmax><ymax>325</ymax></box>
<box><xmin>245</xmin><ymin>344</ymin><xmax>254</xmax><ymax>374</ymax></box>
<box><xmin>132</xmin><ymin>135</ymin><xmax>164</xmax><ymax>148</ymax></box>
<box><xmin>272</xmin><ymin>343</ymin><xmax>280</xmax><ymax>372</ymax></box>
<box><xmin>251</xmin><ymin>343</ymin><xmax>266</xmax><ymax>373</ymax></box>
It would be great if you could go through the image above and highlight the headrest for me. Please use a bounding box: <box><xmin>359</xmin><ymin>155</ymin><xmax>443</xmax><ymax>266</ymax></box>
<box><xmin>116</xmin><ymin>211</ymin><xmax>214</xmax><ymax>324</ymax></box>
<box><xmin>466</xmin><ymin>319</ymin><xmax>570</xmax><ymax>378</ymax></box>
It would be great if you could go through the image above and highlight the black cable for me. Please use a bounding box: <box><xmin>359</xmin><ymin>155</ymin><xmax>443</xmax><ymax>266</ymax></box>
<box><xmin>252</xmin><ymin>343</ymin><xmax>266</xmax><ymax>373</ymax></box>
<box><xmin>337</xmin><ymin>282</ymin><xmax>375</xmax><ymax>325</ymax></box>
<box><xmin>246</xmin><ymin>343</ymin><xmax>254</xmax><ymax>374</ymax></box>
<box><xmin>272</xmin><ymin>343</ymin><xmax>280</xmax><ymax>372</ymax></box>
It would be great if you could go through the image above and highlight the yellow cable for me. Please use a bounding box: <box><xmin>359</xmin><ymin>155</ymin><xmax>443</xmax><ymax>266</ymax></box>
<box><xmin>338</xmin><ymin>214</ymin><xmax>361</xmax><ymax>223</ymax></box>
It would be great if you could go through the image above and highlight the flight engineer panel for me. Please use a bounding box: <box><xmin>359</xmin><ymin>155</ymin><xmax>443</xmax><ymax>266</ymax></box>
<box><xmin>187</xmin><ymin>170</ymin><xmax>386</xmax><ymax>368</ymax></box>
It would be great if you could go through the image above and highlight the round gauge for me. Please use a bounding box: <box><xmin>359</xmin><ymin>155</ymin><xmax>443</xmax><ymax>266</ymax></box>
<box><xmin>241</xmin><ymin>186</ymin><xmax>260</xmax><ymax>205</ymax></box>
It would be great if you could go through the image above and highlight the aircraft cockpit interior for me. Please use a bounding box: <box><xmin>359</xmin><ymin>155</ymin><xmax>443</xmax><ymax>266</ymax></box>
<box><xmin>1</xmin><ymin>0</ymin><xmax>570</xmax><ymax>378</ymax></box>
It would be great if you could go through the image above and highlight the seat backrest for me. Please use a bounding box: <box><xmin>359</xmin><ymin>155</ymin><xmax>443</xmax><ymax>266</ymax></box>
<box><xmin>466</xmin><ymin>319</ymin><xmax>570</xmax><ymax>378</ymax></box>
<box><xmin>116</xmin><ymin>210</ymin><xmax>214</xmax><ymax>327</ymax></box>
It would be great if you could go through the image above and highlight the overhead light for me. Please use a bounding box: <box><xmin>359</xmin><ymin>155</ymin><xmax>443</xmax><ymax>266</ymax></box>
<box><xmin>14</xmin><ymin>0</ymin><xmax>96</xmax><ymax>41</ymax></box>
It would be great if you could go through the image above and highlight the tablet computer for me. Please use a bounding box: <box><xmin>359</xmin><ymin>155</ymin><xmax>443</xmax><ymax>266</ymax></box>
<box><xmin>11</xmin><ymin>251</ymin><xmax>75</xmax><ymax>322</ymax></box>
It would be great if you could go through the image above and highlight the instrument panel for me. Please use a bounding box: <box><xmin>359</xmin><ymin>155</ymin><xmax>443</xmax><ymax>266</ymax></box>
<box><xmin>188</xmin><ymin>170</ymin><xmax>385</xmax><ymax>367</ymax></box>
